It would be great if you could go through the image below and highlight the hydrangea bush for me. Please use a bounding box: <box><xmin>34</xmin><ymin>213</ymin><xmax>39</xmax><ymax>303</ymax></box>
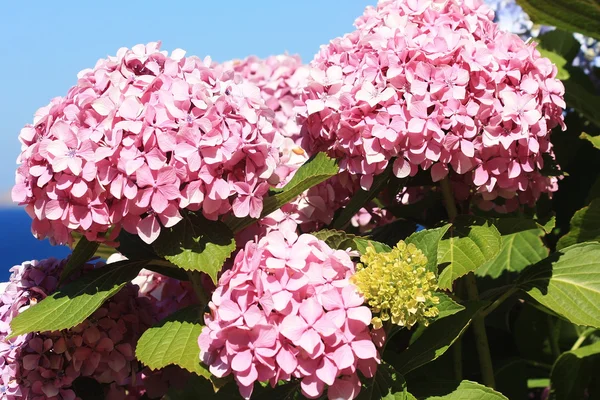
<box><xmin>4</xmin><ymin>0</ymin><xmax>600</xmax><ymax>399</ymax></box>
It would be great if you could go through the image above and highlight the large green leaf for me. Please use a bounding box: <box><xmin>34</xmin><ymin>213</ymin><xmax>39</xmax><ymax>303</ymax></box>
<box><xmin>557</xmin><ymin>199</ymin><xmax>600</xmax><ymax>249</ymax></box>
<box><xmin>312</xmin><ymin>229</ymin><xmax>392</xmax><ymax>254</ymax></box>
<box><xmin>9</xmin><ymin>260</ymin><xmax>148</xmax><ymax>337</ymax></box>
<box><xmin>581</xmin><ymin>132</ymin><xmax>600</xmax><ymax>150</ymax></box>
<box><xmin>136</xmin><ymin>305</ymin><xmax>211</xmax><ymax>378</ymax></box>
<box><xmin>516</xmin><ymin>0</ymin><xmax>600</xmax><ymax>40</ymax></box>
<box><xmin>437</xmin><ymin>218</ymin><xmax>502</xmax><ymax>290</ymax></box>
<box><xmin>550</xmin><ymin>342</ymin><xmax>600</xmax><ymax>400</ymax></box>
<box><xmin>425</xmin><ymin>380</ymin><xmax>509</xmax><ymax>400</ymax></box>
<box><xmin>117</xmin><ymin>230</ymin><xmax>158</xmax><ymax>260</ymax></box>
<box><xmin>537</xmin><ymin>29</ymin><xmax>581</xmax><ymax>64</ymax></box>
<box><xmin>405</xmin><ymin>225</ymin><xmax>452</xmax><ymax>273</ymax></box>
<box><xmin>476</xmin><ymin>218</ymin><xmax>549</xmax><ymax>278</ymax></box>
<box><xmin>153</xmin><ymin>212</ymin><xmax>236</xmax><ymax>283</ymax></box>
<box><xmin>563</xmin><ymin>68</ymin><xmax>600</xmax><ymax>128</ymax></box>
<box><xmin>60</xmin><ymin>236</ymin><xmax>100</xmax><ymax>284</ymax></box>
<box><xmin>357</xmin><ymin>363</ymin><xmax>412</xmax><ymax>400</ymax></box>
<box><xmin>226</xmin><ymin>152</ymin><xmax>338</xmax><ymax>233</ymax></box>
<box><xmin>434</xmin><ymin>293</ymin><xmax>465</xmax><ymax>320</ymax></box>
<box><xmin>72</xmin><ymin>233</ymin><xmax>116</xmax><ymax>260</ymax></box>
<box><xmin>519</xmin><ymin>242</ymin><xmax>600</xmax><ymax>328</ymax></box>
<box><xmin>385</xmin><ymin>302</ymin><xmax>487</xmax><ymax>375</ymax></box>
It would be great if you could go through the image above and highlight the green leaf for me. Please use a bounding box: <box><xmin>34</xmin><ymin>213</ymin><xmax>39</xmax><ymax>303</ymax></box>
<box><xmin>312</xmin><ymin>230</ymin><xmax>361</xmax><ymax>252</ymax></box>
<box><xmin>332</xmin><ymin>164</ymin><xmax>392</xmax><ymax>229</ymax></box>
<box><xmin>434</xmin><ymin>292</ymin><xmax>465</xmax><ymax>320</ymax></box>
<box><xmin>562</xmin><ymin>68</ymin><xmax>600</xmax><ymax>128</ymax></box>
<box><xmin>226</xmin><ymin>152</ymin><xmax>338</xmax><ymax>233</ymax></box>
<box><xmin>354</xmin><ymin>237</ymin><xmax>393</xmax><ymax>254</ymax></box>
<box><xmin>580</xmin><ymin>132</ymin><xmax>600</xmax><ymax>150</ymax></box>
<box><xmin>117</xmin><ymin>230</ymin><xmax>158</xmax><ymax>260</ymax></box>
<box><xmin>9</xmin><ymin>260</ymin><xmax>147</xmax><ymax>337</ymax></box>
<box><xmin>550</xmin><ymin>342</ymin><xmax>600</xmax><ymax>400</ymax></box>
<box><xmin>515</xmin><ymin>0</ymin><xmax>600</xmax><ymax>40</ymax></box>
<box><xmin>60</xmin><ymin>236</ymin><xmax>100</xmax><ymax>284</ymax></box>
<box><xmin>528</xmin><ymin>379</ymin><xmax>551</xmax><ymax>389</ymax></box>
<box><xmin>72</xmin><ymin>233</ymin><xmax>116</xmax><ymax>261</ymax></box>
<box><xmin>476</xmin><ymin>218</ymin><xmax>549</xmax><ymax>278</ymax></box>
<box><xmin>437</xmin><ymin>217</ymin><xmax>502</xmax><ymax>290</ymax></box>
<box><xmin>405</xmin><ymin>225</ymin><xmax>452</xmax><ymax>273</ymax></box>
<box><xmin>537</xmin><ymin>29</ymin><xmax>582</xmax><ymax>64</ymax></box>
<box><xmin>153</xmin><ymin>212</ymin><xmax>236</xmax><ymax>284</ymax></box>
<box><xmin>557</xmin><ymin>199</ymin><xmax>600</xmax><ymax>249</ymax></box>
<box><xmin>385</xmin><ymin>302</ymin><xmax>487</xmax><ymax>375</ymax></box>
<box><xmin>519</xmin><ymin>242</ymin><xmax>600</xmax><ymax>328</ymax></box>
<box><xmin>425</xmin><ymin>380</ymin><xmax>509</xmax><ymax>400</ymax></box>
<box><xmin>357</xmin><ymin>363</ymin><xmax>412</xmax><ymax>400</ymax></box>
<box><xmin>135</xmin><ymin>305</ymin><xmax>211</xmax><ymax>378</ymax></box>
<box><xmin>312</xmin><ymin>229</ymin><xmax>392</xmax><ymax>254</ymax></box>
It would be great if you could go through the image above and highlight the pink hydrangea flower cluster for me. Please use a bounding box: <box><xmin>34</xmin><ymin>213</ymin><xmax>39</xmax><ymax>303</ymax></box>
<box><xmin>198</xmin><ymin>232</ymin><xmax>379</xmax><ymax>400</ymax></box>
<box><xmin>219</xmin><ymin>55</ymin><xmax>309</xmax><ymax>144</ymax></box>
<box><xmin>0</xmin><ymin>258</ymin><xmax>154</xmax><ymax>399</ymax></box>
<box><xmin>298</xmin><ymin>0</ymin><xmax>566</xmax><ymax>211</ymax></box>
<box><xmin>12</xmin><ymin>42</ymin><xmax>280</xmax><ymax>245</ymax></box>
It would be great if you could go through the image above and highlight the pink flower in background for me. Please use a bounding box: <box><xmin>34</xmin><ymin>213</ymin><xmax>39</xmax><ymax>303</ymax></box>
<box><xmin>198</xmin><ymin>232</ymin><xmax>379</xmax><ymax>400</ymax></box>
<box><xmin>219</xmin><ymin>55</ymin><xmax>310</xmax><ymax>144</ymax></box>
<box><xmin>298</xmin><ymin>0</ymin><xmax>566</xmax><ymax>211</ymax></box>
<box><xmin>0</xmin><ymin>258</ymin><xmax>191</xmax><ymax>399</ymax></box>
<box><xmin>13</xmin><ymin>42</ymin><xmax>279</xmax><ymax>245</ymax></box>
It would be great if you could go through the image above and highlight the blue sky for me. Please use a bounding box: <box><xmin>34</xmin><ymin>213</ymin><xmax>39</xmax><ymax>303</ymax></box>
<box><xmin>0</xmin><ymin>0</ymin><xmax>372</xmax><ymax>200</ymax></box>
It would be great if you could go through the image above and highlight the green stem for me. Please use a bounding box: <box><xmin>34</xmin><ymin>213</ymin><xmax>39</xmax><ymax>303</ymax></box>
<box><xmin>547</xmin><ymin>316</ymin><xmax>561</xmax><ymax>359</ymax></box>
<box><xmin>480</xmin><ymin>287</ymin><xmax>519</xmax><ymax>318</ymax></box>
<box><xmin>440</xmin><ymin>177</ymin><xmax>458</xmax><ymax>221</ymax></box>
<box><xmin>523</xmin><ymin>359</ymin><xmax>553</xmax><ymax>371</ymax></box>
<box><xmin>453</xmin><ymin>337</ymin><xmax>463</xmax><ymax>381</ymax></box>
<box><xmin>187</xmin><ymin>271</ymin><xmax>210</xmax><ymax>317</ymax></box>
<box><xmin>452</xmin><ymin>279</ymin><xmax>465</xmax><ymax>382</ymax></box>
<box><xmin>465</xmin><ymin>273</ymin><xmax>496</xmax><ymax>389</ymax></box>
<box><xmin>439</xmin><ymin>177</ymin><xmax>495</xmax><ymax>388</ymax></box>
<box><xmin>571</xmin><ymin>327</ymin><xmax>597</xmax><ymax>351</ymax></box>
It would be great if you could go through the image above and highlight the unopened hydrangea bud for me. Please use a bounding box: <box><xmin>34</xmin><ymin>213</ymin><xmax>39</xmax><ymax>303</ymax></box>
<box><xmin>351</xmin><ymin>241</ymin><xmax>439</xmax><ymax>329</ymax></box>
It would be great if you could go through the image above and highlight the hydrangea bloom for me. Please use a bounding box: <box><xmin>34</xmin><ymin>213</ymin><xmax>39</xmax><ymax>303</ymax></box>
<box><xmin>352</xmin><ymin>241</ymin><xmax>439</xmax><ymax>329</ymax></box>
<box><xmin>13</xmin><ymin>42</ymin><xmax>279</xmax><ymax>245</ymax></box>
<box><xmin>485</xmin><ymin>0</ymin><xmax>600</xmax><ymax>87</ymax></box>
<box><xmin>198</xmin><ymin>232</ymin><xmax>379</xmax><ymax>400</ymax></box>
<box><xmin>0</xmin><ymin>258</ymin><xmax>154</xmax><ymax>399</ymax></box>
<box><xmin>298</xmin><ymin>0</ymin><xmax>566</xmax><ymax>211</ymax></box>
<box><xmin>219</xmin><ymin>55</ymin><xmax>310</xmax><ymax>144</ymax></box>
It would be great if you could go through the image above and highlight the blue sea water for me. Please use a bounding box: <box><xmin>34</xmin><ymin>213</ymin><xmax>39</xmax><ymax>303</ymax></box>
<box><xmin>0</xmin><ymin>208</ymin><xmax>71</xmax><ymax>282</ymax></box>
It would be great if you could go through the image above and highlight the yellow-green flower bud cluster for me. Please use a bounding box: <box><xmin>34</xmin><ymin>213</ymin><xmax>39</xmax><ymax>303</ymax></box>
<box><xmin>351</xmin><ymin>241</ymin><xmax>439</xmax><ymax>329</ymax></box>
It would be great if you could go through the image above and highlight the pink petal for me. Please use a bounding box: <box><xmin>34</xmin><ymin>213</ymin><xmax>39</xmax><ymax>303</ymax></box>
<box><xmin>218</xmin><ymin>299</ymin><xmax>241</xmax><ymax>322</ymax></box>
<box><xmin>231</xmin><ymin>349</ymin><xmax>253</xmax><ymax>372</ymax></box>
<box><xmin>136</xmin><ymin>215</ymin><xmax>161</xmax><ymax>244</ymax></box>
<box><xmin>280</xmin><ymin>315</ymin><xmax>307</xmax><ymax>342</ymax></box>
<box><xmin>299</xmin><ymin>298</ymin><xmax>324</xmax><ymax>325</ymax></box>
<box><xmin>351</xmin><ymin>339</ymin><xmax>377</xmax><ymax>360</ymax></box>
<box><xmin>346</xmin><ymin>307</ymin><xmax>372</xmax><ymax>327</ymax></box>
<box><xmin>316</xmin><ymin>357</ymin><xmax>338</xmax><ymax>386</ymax></box>
<box><xmin>332</xmin><ymin>344</ymin><xmax>355</xmax><ymax>370</ymax></box>
<box><xmin>276</xmin><ymin>347</ymin><xmax>298</xmax><ymax>374</ymax></box>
